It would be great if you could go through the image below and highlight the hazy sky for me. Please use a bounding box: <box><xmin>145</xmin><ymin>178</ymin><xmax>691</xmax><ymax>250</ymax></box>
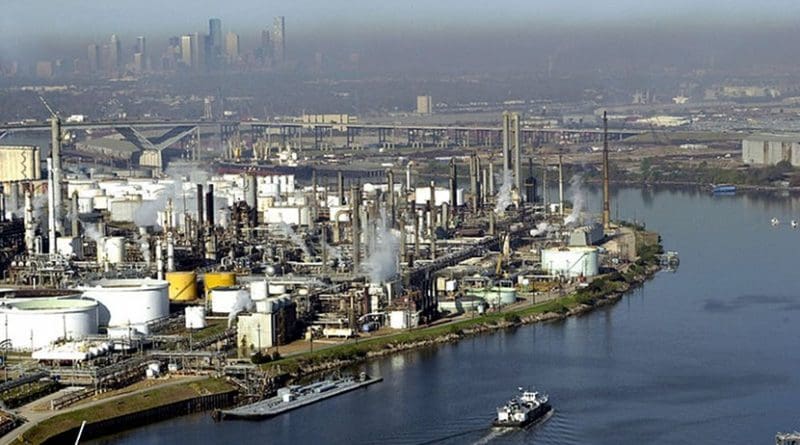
<box><xmin>3</xmin><ymin>0</ymin><xmax>800</xmax><ymax>40</ymax></box>
<box><xmin>3</xmin><ymin>0</ymin><xmax>800</xmax><ymax>69</ymax></box>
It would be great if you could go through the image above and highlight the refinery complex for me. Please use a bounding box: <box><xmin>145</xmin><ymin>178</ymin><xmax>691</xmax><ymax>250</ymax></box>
<box><xmin>0</xmin><ymin>106</ymin><xmax>655</xmax><ymax>440</ymax></box>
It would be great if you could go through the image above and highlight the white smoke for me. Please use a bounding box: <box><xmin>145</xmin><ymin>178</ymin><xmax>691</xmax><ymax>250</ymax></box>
<box><xmin>530</xmin><ymin>222</ymin><xmax>551</xmax><ymax>237</ymax></box>
<box><xmin>132</xmin><ymin>166</ymin><xmax>210</xmax><ymax>227</ymax></box>
<box><xmin>272</xmin><ymin>222</ymin><xmax>310</xmax><ymax>258</ymax></box>
<box><xmin>83</xmin><ymin>224</ymin><xmax>103</xmax><ymax>243</ymax></box>
<box><xmin>564</xmin><ymin>174</ymin><xmax>586</xmax><ymax>226</ymax></box>
<box><xmin>494</xmin><ymin>169</ymin><xmax>513</xmax><ymax>215</ymax></box>
<box><xmin>322</xmin><ymin>241</ymin><xmax>342</xmax><ymax>261</ymax></box>
<box><xmin>227</xmin><ymin>291</ymin><xmax>254</xmax><ymax>328</ymax></box>
<box><xmin>365</xmin><ymin>208</ymin><xmax>400</xmax><ymax>284</ymax></box>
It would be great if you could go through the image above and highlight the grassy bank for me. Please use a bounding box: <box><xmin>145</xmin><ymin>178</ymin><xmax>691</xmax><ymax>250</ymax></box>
<box><xmin>15</xmin><ymin>378</ymin><xmax>233</xmax><ymax>445</ymax></box>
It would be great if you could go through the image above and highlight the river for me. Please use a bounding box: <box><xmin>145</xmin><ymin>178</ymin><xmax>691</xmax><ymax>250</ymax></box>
<box><xmin>90</xmin><ymin>186</ymin><xmax>800</xmax><ymax>444</ymax></box>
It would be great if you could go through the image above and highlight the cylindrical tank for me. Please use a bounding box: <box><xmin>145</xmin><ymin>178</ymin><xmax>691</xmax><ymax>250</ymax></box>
<box><xmin>98</xmin><ymin>236</ymin><xmax>124</xmax><ymax>264</ymax></box>
<box><xmin>210</xmin><ymin>286</ymin><xmax>248</xmax><ymax>314</ymax></box>
<box><xmin>204</xmin><ymin>272</ymin><xmax>236</xmax><ymax>298</ymax></box>
<box><xmin>185</xmin><ymin>306</ymin><xmax>207</xmax><ymax>329</ymax></box>
<box><xmin>166</xmin><ymin>271</ymin><xmax>198</xmax><ymax>301</ymax></box>
<box><xmin>541</xmin><ymin>246</ymin><xmax>600</xmax><ymax>278</ymax></box>
<box><xmin>77</xmin><ymin>279</ymin><xmax>169</xmax><ymax>333</ymax></box>
<box><xmin>0</xmin><ymin>299</ymin><xmax>99</xmax><ymax>351</ymax></box>
<box><xmin>250</xmin><ymin>280</ymin><xmax>268</xmax><ymax>301</ymax></box>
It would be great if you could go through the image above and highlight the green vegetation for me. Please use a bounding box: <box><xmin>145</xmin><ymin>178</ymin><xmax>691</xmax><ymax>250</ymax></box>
<box><xmin>637</xmin><ymin>158</ymin><xmax>796</xmax><ymax>187</ymax></box>
<box><xmin>16</xmin><ymin>378</ymin><xmax>234</xmax><ymax>445</ymax></box>
<box><xmin>1</xmin><ymin>381</ymin><xmax>59</xmax><ymax>409</ymax></box>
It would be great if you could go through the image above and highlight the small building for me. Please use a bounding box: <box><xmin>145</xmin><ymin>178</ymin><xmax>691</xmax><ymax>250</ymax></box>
<box><xmin>569</xmin><ymin>223</ymin><xmax>605</xmax><ymax>247</ymax></box>
<box><xmin>742</xmin><ymin>133</ymin><xmax>800</xmax><ymax>167</ymax></box>
<box><xmin>416</xmin><ymin>95</ymin><xmax>432</xmax><ymax>115</ymax></box>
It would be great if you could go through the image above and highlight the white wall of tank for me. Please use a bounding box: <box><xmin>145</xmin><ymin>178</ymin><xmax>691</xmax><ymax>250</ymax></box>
<box><xmin>540</xmin><ymin>246</ymin><xmax>600</xmax><ymax>278</ymax></box>
<box><xmin>0</xmin><ymin>299</ymin><xmax>99</xmax><ymax>351</ymax></box>
<box><xmin>77</xmin><ymin>279</ymin><xmax>169</xmax><ymax>334</ymax></box>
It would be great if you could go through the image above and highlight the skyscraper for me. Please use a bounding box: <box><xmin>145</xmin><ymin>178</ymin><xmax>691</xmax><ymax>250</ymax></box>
<box><xmin>225</xmin><ymin>32</ymin><xmax>240</xmax><ymax>64</ymax></box>
<box><xmin>208</xmin><ymin>18</ymin><xmax>222</xmax><ymax>69</ymax></box>
<box><xmin>109</xmin><ymin>34</ymin><xmax>121</xmax><ymax>72</ymax></box>
<box><xmin>272</xmin><ymin>16</ymin><xmax>285</xmax><ymax>64</ymax></box>
<box><xmin>180</xmin><ymin>35</ymin><xmax>195</xmax><ymax>68</ymax></box>
<box><xmin>87</xmin><ymin>44</ymin><xmax>99</xmax><ymax>73</ymax></box>
<box><xmin>135</xmin><ymin>36</ymin><xmax>147</xmax><ymax>72</ymax></box>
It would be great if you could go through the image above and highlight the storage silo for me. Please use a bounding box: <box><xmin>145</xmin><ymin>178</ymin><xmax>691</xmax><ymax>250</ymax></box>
<box><xmin>77</xmin><ymin>278</ymin><xmax>169</xmax><ymax>334</ymax></box>
<box><xmin>166</xmin><ymin>271</ymin><xmax>198</xmax><ymax>301</ymax></box>
<box><xmin>0</xmin><ymin>299</ymin><xmax>99</xmax><ymax>351</ymax></box>
<box><xmin>540</xmin><ymin>246</ymin><xmax>600</xmax><ymax>278</ymax></box>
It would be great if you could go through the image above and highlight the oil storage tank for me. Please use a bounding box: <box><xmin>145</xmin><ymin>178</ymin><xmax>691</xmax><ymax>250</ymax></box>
<box><xmin>0</xmin><ymin>299</ymin><xmax>98</xmax><ymax>351</ymax></box>
<box><xmin>77</xmin><ymin>279</ymin><xmax>169</xmax><ymax>334</ymax></box>
<box><xmin>210</xmin><ymin>286</ymin><xmax>250</xmax><ymax>314</ymax></box>
<box><xmin>204</xmin><ymin>272</ymin><xmax>236</xmax><ymax>298</ymax></box>
<box><xmin>541</xmin><ymin>246</ymin><xmax>599</xmax><ymax>278</ymax></box>
<box><xmin>166</xmin><ymin>271</ymin><xmax>198</xmax><ymax>301</ymax></box>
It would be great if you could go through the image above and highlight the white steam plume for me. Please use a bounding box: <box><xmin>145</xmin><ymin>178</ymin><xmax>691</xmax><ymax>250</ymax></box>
<box><xmin>564</xmin><ymin>174</ymin><xmax>586</xmax><ymax>226</ymax></box>
<box><xmin>227</xmin><ymin>291</ymin><xmax>254</xmax><ymax>328</ymax></box>
<box><xmin>272</xmin><ymin>222</ymin><xmax>310</xmax><ymax>258</ymax></box>
<box><xmin>365</xmin><ymin>208</ymin><xmax>400</xmax><ymax>284</ymax></box>
<box><xmin>530</xmin><ymin>222</ymin><xmax>551</xmax><ymax>237</ymax></box>
<box><xmin>494</xmin><ymin>169</ymin><xmax>513</xmax><ymax>215</ymax></box>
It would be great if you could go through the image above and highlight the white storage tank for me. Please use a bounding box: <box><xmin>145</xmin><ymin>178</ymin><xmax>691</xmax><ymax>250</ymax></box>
<box><xmin>210</xmin><ymin>286</ymin><xmax>249</xmax><ymax>314</ymax></box>
<box><xmin>77</xmin><ymin>279</ymin><xmax>169</xmax><ymax>334</ymax></box>
<box><xmin>185</xmin><ymin>306</ymin><xmax>207</xmax><ymax>329</ymax></box>
<box><xmin>541</xmin><ymin>246</ymin><xmax>600</xmax><ymax>278</ymax></box>
<box><xmin>0</xmin><ymin>299</ymin><xmax>99</xmax><ymax>351</ymax></box>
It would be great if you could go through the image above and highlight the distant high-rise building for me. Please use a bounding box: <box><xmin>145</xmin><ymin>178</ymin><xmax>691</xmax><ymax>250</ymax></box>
<box><xmin>417</xmin><ymin>95</ymin><xmax>433</xmax><ymax>114</ymax></box>
<box><xmin>194</xmin><ymin>33</ymin><xmax>206</xmax><ymax>70</ymax></box>
<box><xmin>225</xmin><ymin>32</ymin><xmax>240</xmax><ymax>63</ymax></box>
<box><xmin>260</xmin><ymin>29</ymin><xmax>273</xmax><ymax>65</ymax></box>
<box><xmin>87</xmin><ymin>44</ymin><xmax>99</xmax><ymax>73</ymax></box>
<box><xmin>109</xmin><ymin>34</ymin><xmax>121</xmax><ymax>72</ymax></box>
<box><xmin>208</xmin><ymin>18</ymin><xmax>222</xmax><ymax>68</ymax></box>
<box><xmin>135</xmin><ymin>36</ymin><xmax>147</xmax><ymax>72</ymax></box>
<box><xmin>36</xmin><ymin>61</ymin><xmax>54</xmax><ymax>79</ymax></box>
<box><xmin>180</xmin><ymin>34</ymin><xmax>195</xmax><ymax>68</ymax></box>
<box><xmin>272</xmin><ymin>16</ymin><xmax>285</xmax><ymax>64</ymax></box>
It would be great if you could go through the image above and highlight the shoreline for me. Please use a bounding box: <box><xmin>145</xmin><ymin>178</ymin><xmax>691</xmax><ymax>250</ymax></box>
<box><xmin>263</xmin><ymin>260</ymin><xmax>663</xmax><ymax>381</ymax></box>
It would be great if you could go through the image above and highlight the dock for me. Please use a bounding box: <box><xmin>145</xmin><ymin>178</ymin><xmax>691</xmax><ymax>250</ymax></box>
<box><xmin>219</xmin><ymin>374</ymin><xmax>382</xmax><ymax>420</ymax></box>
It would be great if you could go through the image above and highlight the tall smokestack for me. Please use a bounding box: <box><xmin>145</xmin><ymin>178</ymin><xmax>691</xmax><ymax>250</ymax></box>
<box><xmin>542</xmin><ymin>156</ymin><xmax>548</xmax><ymax>214</ymax></box>
<box><xmin>502</xmin><ymin>111</ymin><xmax>511</xmax><ymax>173</ymax></box>
<box><xmin>47</xmin><ymin>158</ymin><xmax>56</xmax><ymax>254</ymax></box>
<box><xmin>70</xmin><ymin>192</ymin><xmax>79</xmax><ymax>236</ymax></box>
<box><xmin>387</xmin><ymin>170</ymin><xmax>395</xmax><ymax>227</ymax></box>
<box><xmin>50</xmin><ymin>116</ymin><xmax>62</xmax><ymax>234</ymax></box>
<box><xmin>558</xmin><ymin>153</ymin><xmax>564</xmax><ymax>217</ymax></box>
<box><xmin>475</xmin><ymin>155</ymin><xmax>482</xmax><ymax>209</ymax></box>
<box><xmin>350</xmin><ymin>184</ymin><xmax>361</xmax><ymax>274</ymax></box>
<box><xmin>337</xmin><ymin>171</ymin><xmax>345</xmax><ymax>206</ymax></box>
<box><xmin>602</xmin><ymin>111</ymin><xmax>611</xmax><ymax>229</ymax></box>
<box><xmin>0</xmin><ymin>184</ymin><xmax>5</xmax><ymax>222</ymax></box>
<box><xmin>449</xmin><ymin>159</ymin><xmax>457</xmax><ymax>211</ymax></box>
<box><xmin>470</xmin><ymin>153</ymin><xmax>478</xmax><ymax>210</ymax></box>
<box><xmin>481</xmin><ymin>168</ymin><xmax>488</xmax><ymax>204</ymax></box>
<box><xmin>488</xmin><ymin>161</ymin><xmax>495</xmax><ymax>196</ymax></box>
<box><xmin>24</xmin><ymin>186</ymin><xmax>34</xmax><ymax>256</ymax></box>
<box><xmin>206</xmin><ymin>184</ymin><xmax>215</xmax><ymax>227</ymax></box>
<box><xmin>512</xmin><ymin>112</ymin><xmax>521</xmax><ymax>198</ymax></box>
<box><xmin>197</xmin><ymin>184</ymin><xmax>204</xmax><ymax>227</ymax></box>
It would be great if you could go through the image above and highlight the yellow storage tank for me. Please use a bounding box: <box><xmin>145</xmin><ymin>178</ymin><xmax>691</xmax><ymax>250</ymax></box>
<box><xmin>204</xmin><ymin>272</ymin><xmax>236</xmax><ymax>298</ymax></box>
<box><xmin>166</xmin><ymin>271</ymin><xmax>198</xmax><ymax>302</ymax></box>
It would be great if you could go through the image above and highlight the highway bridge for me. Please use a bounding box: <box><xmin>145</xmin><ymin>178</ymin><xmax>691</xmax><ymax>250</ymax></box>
<box><xmin>0</xmin><ymin>119</ymin><xmax>646</xmax><ymax>151</ymax></box>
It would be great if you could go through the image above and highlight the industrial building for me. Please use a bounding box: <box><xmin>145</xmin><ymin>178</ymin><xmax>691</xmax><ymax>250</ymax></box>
<box><xmin>741</xmin><ymin>133</ymin><xmax>800</xmax><ymax>166</ymax></box>
<box><xmin>0</xmin><ymin>146</ymin><xmax>40</xmax><ymax>182</ymax></box>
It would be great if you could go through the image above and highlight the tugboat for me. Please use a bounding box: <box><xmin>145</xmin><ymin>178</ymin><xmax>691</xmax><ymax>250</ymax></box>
<box><xmin>492</xmin><ymin>387</ymin><xmax>551</xmax><ymax>428</ymax></box>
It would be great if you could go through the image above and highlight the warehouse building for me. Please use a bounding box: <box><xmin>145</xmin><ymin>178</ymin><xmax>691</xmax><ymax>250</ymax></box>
<box><xmin>742</xmin><ymin>133</ymin><xmax>800</xmax><ymax>166</ymax></box>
